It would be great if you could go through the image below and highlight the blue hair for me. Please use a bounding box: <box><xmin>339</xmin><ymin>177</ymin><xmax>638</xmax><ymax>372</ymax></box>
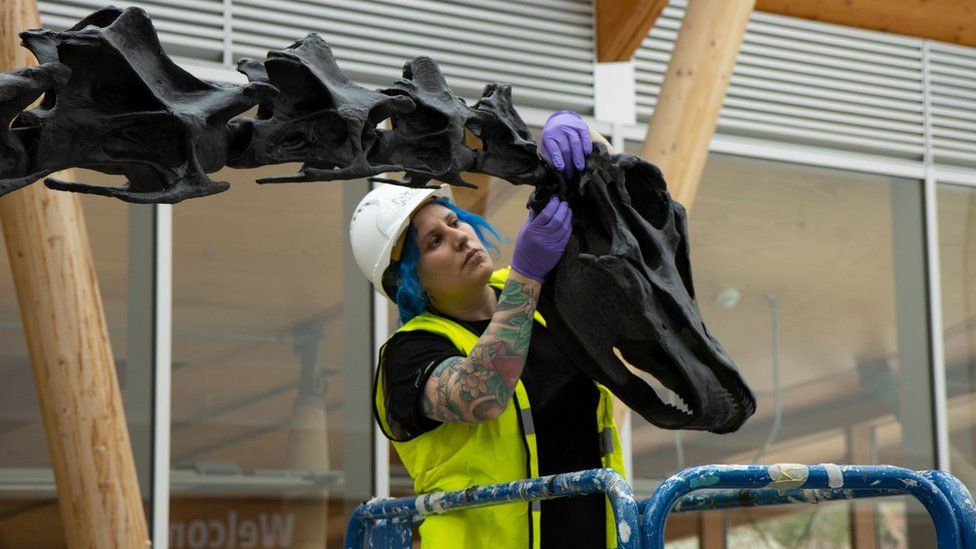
<box><xmin>394</xmin><ymin>198</ymin><xmax>506</xmax><ymax>324</ymax></box>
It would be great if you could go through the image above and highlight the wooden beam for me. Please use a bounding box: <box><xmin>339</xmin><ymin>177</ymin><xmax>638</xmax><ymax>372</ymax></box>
<box><xmin>0</xmin><ymin>1</ymin><xmax>150</xmax><ymax>547</ymax></box>
<box><xmin>847</xmin><ymin>424</ymin><xmax>879</xmax><ymax>549</ymax></box>
<box><xmin>283</xmin><ymin>395</ymin><xmax>330</xmax><ymax>547</ymax></box>
<box><xmin>597</xmin><ymin>0</ymin><xmax>975</xmax><ymax>65</ymax></box>
<box><xmin>756</xmin><ymin>0</ymin><xmax>976</xmax><ymax>49</ymax></box>
<box><xmin>639</xmin><ymin>0</ymin><xmax>755</xmax><ymax>213</ymax></box>
<box><xmin>596</xmin><ymin>0</ymin><xmax>670</xmax><ymax>62</ymax></box>
<box><xmin>699</xmin><ymin>511</ymin><xmax>727</xmax><ymax>549</ymax></box>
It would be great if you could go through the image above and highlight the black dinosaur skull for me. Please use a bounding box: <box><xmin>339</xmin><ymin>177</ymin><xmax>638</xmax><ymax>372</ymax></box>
<box><xmin>0</xmin><ymin>63</ymin><xmax>71</xmax><ymax>197</ymax></box>
<box><xmin>16</xmin><ymin>6</ymin><xmax>275</xmax><ymax>204</ymax></box>
<box><xmin>227</xmin><ymin>33</ymin><xmax>415</xmax><ymax>184</ymax></box>
<box><xmin>534</xmin><ymin>144</ymin><xmax>756</xmax><ymax>433</ymax></box>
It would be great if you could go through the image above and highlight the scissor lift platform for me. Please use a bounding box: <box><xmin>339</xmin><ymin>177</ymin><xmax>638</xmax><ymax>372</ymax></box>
<box><xmin>346</xmin><ymin>464</ymin><xmax>976</xmax><ymax>548</ymax></box>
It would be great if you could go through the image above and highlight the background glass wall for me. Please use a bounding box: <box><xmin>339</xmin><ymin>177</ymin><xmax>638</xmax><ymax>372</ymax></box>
<box><xmin>625</xmin><ymin>152</ymin><xmax>934</xmax><ymax>547</ymax></box>
<box><xmin>170</xmin><ymin>164</ymin><xmax>370</xmax><ymax>548</ymax></box>
<box><xmin>0</xmin><ymin>174</ymin><xmax>143</xmax><ymax>547</ymax></box>
<box><xmin>938</xmin><ymin>182</ymin><xmax>976</xmax><ymax>493</ymax></box>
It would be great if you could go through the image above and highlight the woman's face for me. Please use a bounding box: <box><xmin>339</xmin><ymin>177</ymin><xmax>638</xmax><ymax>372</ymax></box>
<box><xmin>412</xmin><ymin>202</ymin><xmax>494</xmax><ymax>304</ymax></box>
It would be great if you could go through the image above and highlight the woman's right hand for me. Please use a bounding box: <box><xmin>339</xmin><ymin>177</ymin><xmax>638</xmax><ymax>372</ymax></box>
<box><xmin>540</xmin><ymin>110</ymin><xmax>592</xmax><ymax>181</ymax></box>
<box><xmin>510</xmin><ymin>196</ymin><xmax>573</xmax><ymax>282</ymax></box>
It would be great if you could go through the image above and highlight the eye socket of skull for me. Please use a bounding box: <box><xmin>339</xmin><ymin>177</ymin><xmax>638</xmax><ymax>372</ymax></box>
<box><xmin>623</xmin><ymin>161</ymin><xmax>670</xmax><ymax>230</ymax></box>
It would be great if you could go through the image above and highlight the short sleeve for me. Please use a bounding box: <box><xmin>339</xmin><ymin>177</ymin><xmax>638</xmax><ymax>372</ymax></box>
<box><xmin>380</xmin><ymin>330</ymin><xmax>465</xmax><ymax>440</ymax></box>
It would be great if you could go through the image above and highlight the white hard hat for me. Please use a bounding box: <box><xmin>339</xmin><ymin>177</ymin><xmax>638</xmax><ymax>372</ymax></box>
<box><xmin>349</xmin><ymin>183</ymin><xmax>454</xmax><ymax>300</ymax></box>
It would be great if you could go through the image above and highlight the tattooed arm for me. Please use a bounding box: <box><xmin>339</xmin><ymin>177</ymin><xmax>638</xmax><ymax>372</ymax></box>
<box><xmin>420</xmin><ymin>270</ymin><xmax>541</xmax><ymax>423</ymax></box>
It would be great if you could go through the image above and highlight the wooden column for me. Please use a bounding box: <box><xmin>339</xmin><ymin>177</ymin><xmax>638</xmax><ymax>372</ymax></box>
<box><xmin>0</xmin><ymin>1</ymin><xmax>150</xmax><ymax>547</ymax></box>
<box><xmin>639</xmin><ymin>0</ymin><xmax>755</xmax><ymax>212</ymax></box>
<box><xmin>282</xmin><ymin>322</ymin><xmax>331</xmax><ymax>549</ymax></box>
<box><xmin>699</xmin><ymin>511</ymin><xmax>727</xmax><ymax>549</ymax></box>
<box><xmin>283</xmin><ymin>398</ymin><xmax>330</xmax><ymax>548</ymax></box>
<box><xmin>847</xmin><ymin>424</ymin><xmax>878</xmax><ymax>549</ymax></box>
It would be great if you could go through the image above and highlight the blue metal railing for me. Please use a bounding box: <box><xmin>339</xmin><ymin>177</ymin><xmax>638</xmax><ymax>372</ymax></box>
<box><xmin>345</xmin><ymin>468</ymin><xmax>640</xmax><ymax>549</ymax></box>
<box><xmin>923</xmin><ymin>470</ymin><xmax>976</xmax><ymax>548</ymax></box>
<box><xmin>346</xmin><ymin>464</ymin><xmax>975</xmax><ymax>548</ymax></box>
<box><xmin>640</xmin><ymin>464</ymin><xmax>965</xmax><ymax>549</ymax></box>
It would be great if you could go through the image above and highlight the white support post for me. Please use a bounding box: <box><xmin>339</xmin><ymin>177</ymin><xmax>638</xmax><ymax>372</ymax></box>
<box><xmin>373</xmin><ymin>288</ymin><xmax>390</xmax><ymax>498</ymax></box>
<box><xmin>152</xmin><ymin>204</ymin><xmax>173</xmax><ymax>548</ymax></box>
<box><xmin>921</xmin><ymin>42</ymin><xmax>950</xmax><ymax>472</ymax></box>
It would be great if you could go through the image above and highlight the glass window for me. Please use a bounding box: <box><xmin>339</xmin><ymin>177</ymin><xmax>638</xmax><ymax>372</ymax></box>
<box><xmin>0</xmin><ymin>176</ymin><xmax>137</xmax><ymax>546</ymax></box>
<box><xmin>624</xmin><ymin>151</ymin><xmax>934</xmax><ymax>546</ymax></box>
<box><xmin>170</xmin><ymin>164</ymin><xmax>366</xmax><ymax>547</ymax></box>
<box><xmin>938</xmin><ymin>182</ymin><xmax>976</xmax><ymax>493</ymax></box>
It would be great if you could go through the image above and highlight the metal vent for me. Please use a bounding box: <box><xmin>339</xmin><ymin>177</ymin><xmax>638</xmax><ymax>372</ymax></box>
<box><xmin>39</xmin><ymin>0</ymin><xmax>226</xmax><ymax>62</ymax></box>
<box><xmin>636</xmin><ymin>1</ymin><xmax>926</xmax><ymax>161</ymax></box>
<box><xmin>928</xmin><ymin>43</ymin><xmax>976</xmax><ymax>170</ymax></box>
<box><xmin>41</xmin><ymin>0</ymin><xmax>596</xmax><ymax>113</ymax></box>
<box><xmin>230</xmin><ymin>0</ymin><xmax>594</xmax><ymax>111</ymax></box>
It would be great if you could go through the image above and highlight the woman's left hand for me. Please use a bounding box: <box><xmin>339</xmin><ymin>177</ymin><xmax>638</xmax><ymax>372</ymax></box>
<box><xmin>539</xmin><ymin>110</ymin><xmax>592</xmax><ymax>180</ymax></box>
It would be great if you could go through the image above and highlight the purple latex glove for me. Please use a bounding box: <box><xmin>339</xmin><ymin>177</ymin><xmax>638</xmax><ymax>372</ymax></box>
<box><xmin>539</xmin><ymin>110</ymin><xmax>592</xmax><ymax>181</ymax></box>
<box><xmin>510</xmin><ymin>197</ymin><xmax>573</xmax><ymax>282</ymax></box>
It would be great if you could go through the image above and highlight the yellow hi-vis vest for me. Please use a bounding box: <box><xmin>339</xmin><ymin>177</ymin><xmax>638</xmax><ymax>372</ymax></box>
<box><xmin>374</xmin><ymin>267</ymin><xmax>627</xmax><ymax>549</ymax></box>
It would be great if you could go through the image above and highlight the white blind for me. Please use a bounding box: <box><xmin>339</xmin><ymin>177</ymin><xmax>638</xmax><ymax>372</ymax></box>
<box><xmin>636</xmin><ymin>1</ymin><xmax>926</xmax><ymax>161</ymax></box>
<box><xmin>40</xmin><ymin>0</ymin><xmax>595</xmax><ymax>113</ymax></box>
<box><xmin>39</xmin><ymin>0</ymin><xmax>226</xmax><ymax>61</ymax></box>
<box><xmin>928</xmin><ymin>42</ymin><xmax>976</xmax><ymax>170</ymax></box>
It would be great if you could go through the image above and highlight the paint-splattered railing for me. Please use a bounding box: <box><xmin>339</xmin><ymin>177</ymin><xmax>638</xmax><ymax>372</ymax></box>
<box><xmin>922</xmin><ymin>470</ymin><xmax>976</xmax><ymax>548</ymax></box>
<box><xmin>667</xmin><ymin>485</ymin><xmax>904</xmax><ymax>512</ymax></box>
<box><xmin>345</xmin><ymin>468</ymin><xmax>639</xmax><ymax>549</ymax></box>
<box><xmin>640</xmin><ymin>464</ymin><xmax>968</xmax><ymax>549</ymax></box>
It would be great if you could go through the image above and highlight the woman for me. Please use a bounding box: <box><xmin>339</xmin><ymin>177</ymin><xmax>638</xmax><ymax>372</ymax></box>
<box><xmin>349</xmin><ymin>111</ymin><xmax>625</xmax><ymax>548</ymax></box>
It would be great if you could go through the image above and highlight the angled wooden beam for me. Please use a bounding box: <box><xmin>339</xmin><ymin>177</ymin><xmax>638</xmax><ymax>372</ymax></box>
<box><xmin>597</xmin><ymin>0</ymin><xmax>976</xmax><ymax>63</ymax></box>
<box><xmin>639</xmin><ymin>0</ymin><xmax>756</xmax><ymax>213</ymax></box>
<box><xmin>595</xmin><ymin>0</ymin><xmax>670</xmax><ymax>62</ymax></box>
<box><xmin>282</xmin><ymin>321</ymin><xmax>330</xmax><ymax>548</ymax></box>
<box><xmin>847</xmin><ymin>424</ymin><xmax>879</xmax><ymax>549</ymax></box>
<box><xmin>0</xmin><ymin>1</ymin><xmax>150</xmax><ymax>547</ymax></box>
<box><xmin>756</xmin><ymin>0</ymin><xmax>976</xmax><ymax>49</ymax></box>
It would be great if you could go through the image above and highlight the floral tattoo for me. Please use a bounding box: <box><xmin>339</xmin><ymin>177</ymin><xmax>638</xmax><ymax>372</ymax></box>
<box><xmin>420</xmin><ymin>278</ymin><xmax>540</xmax><ymax>422</ymax></box>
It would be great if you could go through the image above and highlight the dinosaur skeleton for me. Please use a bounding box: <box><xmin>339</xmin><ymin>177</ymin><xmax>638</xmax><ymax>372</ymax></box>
<box><xmin>17</xmin><ymin>7</ymin><xmax>276</xmax><ymax>203</ymax></box>
<box><xmin>0</xmin><ymin>62</ymin><xmax>70</xmax><ymax>197</ymax></box>
<box><xmin>0</xmin><ymin>6</ymin><xmax>755</xmax><ymax>433</ymax></box>
<box><xmin>228</xmin><ymin>33</ymin><xmax>414</xmax><ymax>184</ymax></box>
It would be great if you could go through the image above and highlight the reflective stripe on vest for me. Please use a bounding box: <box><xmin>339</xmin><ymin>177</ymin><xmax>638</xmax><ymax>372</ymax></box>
<box><xmin>374</xmin><ymin>267</ymin><xmax>626</xmax><ymax>548</ymax></box>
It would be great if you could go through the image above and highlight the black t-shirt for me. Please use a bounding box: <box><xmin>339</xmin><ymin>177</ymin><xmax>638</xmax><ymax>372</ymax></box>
<box><xmin>382</xmin><ymin>298</ymin><xmax>607</xmax><ymax>548</ymax></box>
